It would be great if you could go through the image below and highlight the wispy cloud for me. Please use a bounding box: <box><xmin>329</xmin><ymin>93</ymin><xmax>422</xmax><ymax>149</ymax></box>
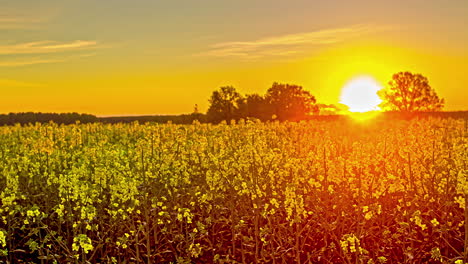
<box><xmin>0</xmin><ymin>10</ymin><xmax>101</xmax><ymax>67</ymax></box>
<box><xmin>197</xmin><ymin>24</ymin><xmax>392</xmax><ymax>59</ymax></box>
<box><xmin>0</xmin><ymin>58</ymin><xmax>64</xmax><ymax>67</ymax></box>
<box><xmin>0</xmin><ymin>53</ymin><xmax>97</xmax><ymax>67</ymax></box>
<box><xmin>0</xmin><ymin>16</ymin><xmax>45</xmax><ymax>29</ymax></box>
<box><xmin>0</xmin><ymin>5</ymin><xmax>62</xmax><ymax>30</ymax></box>
<box><xmin>0</xmin><ymin>40</ymin><xmax>99</xmax><ymax>55</ymax></box>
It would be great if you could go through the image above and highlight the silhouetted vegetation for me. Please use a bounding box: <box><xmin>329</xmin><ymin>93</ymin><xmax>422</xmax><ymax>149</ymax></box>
<box><xmin>0</xmin><ymin>71</ymin><xmax>464</xmax><ymax>126</ymax></box>
<box><xmin>100</xmin><ymin>113</ymin><xmax>207</xmax><ymax>124</ymax></box>
<box><xmin>206</xmin><ymin>86</ymin><xmax>245</xmax><ymax>123</ymax></box>
<box><xmin>4</xmin><ymin>111</ymin><xmax>466</xmax><ymax>126</ymax></box>
<box><xmin>242</xmin><ymin>93</ymin><xmax>272</xmax><ymax>121</ymax></box>
<box><xmin>207</xmin><ymin>82</ymin><xmax>318</xmax><ymax>122</ymax></box>
<box><xmin>379</xmin><ymin>71</ymin><xmax>445</xmax><ymax>112</ymax></box>
<box><xmin>0</xmin><ymin>112</ymin><xmax>209</xmax><ymax>125</ymax></box>
<box><xmin>376</xmin><ymin>110</ymin><xmax>467</xmax><ymax>120</ymax></box>
<box><xmin>265</xmin><ymin>82</ymin><xmax>318</xmax><ymax>121</ymax></box>
<box><xmin>0</xmin><ymin>112</ymin><xmax>98</xmax><ymax>125</ymax></box>
<box><xmin>204</xmin><ymin>72</ymin><xmax>449</xmax><ymax>123</ymax></box>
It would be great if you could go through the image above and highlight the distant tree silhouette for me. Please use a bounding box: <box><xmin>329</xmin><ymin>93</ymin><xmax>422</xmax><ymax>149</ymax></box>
<box><xmin>99</xmin><ymin>114</ymin><xmax>207</xmax><ymax>124</ymax></box>
<box><xmin>265</xmin><ymin>82</ymin><xmax>318</xmax><ymax>121</ymax></box>
<box><xmin>379</xmin><ymin>72</ymin><xmax>444</xmax><ymax>112</ymax></box>
<box><xmin>242</xmin><ymin>93</ymin><xmax>272</xmax><ymax>121</ymax></box>
<box><xmin>190</xmin><ymin>104</ymin><xmax>205</xmax><ymax>122</ymax></box>
<box><xmin>0</xmin><ymin>112</ymin><xmax>99</xmax><ymax>125</ymax></box>
<box><xmin>207</xmin><ymin>86</ymin><xmax>244</xmax><ymax>123</ymax></box>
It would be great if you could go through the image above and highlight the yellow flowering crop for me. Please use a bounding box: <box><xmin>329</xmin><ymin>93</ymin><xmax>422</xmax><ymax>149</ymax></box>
<box><xmin>0</xmin><ymin>118</ymin><xmax>465</xmax><ymax>263</ymax></box>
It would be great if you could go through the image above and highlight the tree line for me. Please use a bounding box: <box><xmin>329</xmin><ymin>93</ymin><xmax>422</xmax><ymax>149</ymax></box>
<box><xmin>206</xmin><ymin>71</ymin><xmax>446</xmax><ymax>123</ymax></box>
<box><xmin>0</xmin><ymin>113</ymin><xmax>206</xmax><ymax>126</ymax></box>
<box><xmin>0</xmin><ymin>71</ymin><xmax>456</xmax><ymax>125</ymax></box>
<box><xmin>0</xmin><ymin>112</ymin><xmax>99</xmax><ymax>126</ymax></box>
<box><xmin>207</xmin><ymin>82</ymin><xmax>317</xmax><ymax>123</ymax></box>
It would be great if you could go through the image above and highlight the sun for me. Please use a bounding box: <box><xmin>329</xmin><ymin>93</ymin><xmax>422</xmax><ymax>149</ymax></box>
<box><xmin>339</xmin><ymin>76</ymin><xmax>383</xmax><ymax>113</ymax></box>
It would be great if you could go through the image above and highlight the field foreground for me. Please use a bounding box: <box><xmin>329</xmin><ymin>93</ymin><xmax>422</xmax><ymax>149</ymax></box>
<box><xmin>0</xmin><ymin>118</ymin><xmax>466</xmax><ymax>263</ymax></box>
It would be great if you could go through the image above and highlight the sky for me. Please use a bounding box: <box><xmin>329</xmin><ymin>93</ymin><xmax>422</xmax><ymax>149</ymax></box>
<box><xmin>0</xmin><ymin>0</ymin><xmax>467</xmax><ymax>116</ymax></box>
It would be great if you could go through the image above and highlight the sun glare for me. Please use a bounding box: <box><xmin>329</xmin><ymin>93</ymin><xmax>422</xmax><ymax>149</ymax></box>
<box><xmin>339</xmin><ymin>76</ymin><xmax>382</xmax><ymax>113</ymax></box>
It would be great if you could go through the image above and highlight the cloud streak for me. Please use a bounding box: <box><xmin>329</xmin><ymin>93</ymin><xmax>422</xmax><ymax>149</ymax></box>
<box><xmin>0</xmin><ymin>53</ymin><xmax>97</xmax><ymax>67</ymax></box>
<box><xmin>197</xmin><ymin>24</ymin><xmax>391</xmax><ymax>59</ymax></box>
<box><xmin>0</xmin><ymin>40</ymin><xmax>99</xmax><ymax>55</ymax></box>
<box><xmin>0</xmin><ymin>11</ymin><xmax>101</xmax><ymax>67</ymax></box>
<box><xmin>0</xmin><ymin>16</ymin><xmax>45</xmax><ymax>29</ymax></box>
<box><xmin>0</xmin><ymin>58</ymin><xmax>64</xmax><ymax>67</ymax></box>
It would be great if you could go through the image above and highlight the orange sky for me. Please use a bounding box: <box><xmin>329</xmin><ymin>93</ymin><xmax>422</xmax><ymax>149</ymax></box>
<box><xmin>1</xmin><ymin>0</ymin><xmax>467</xmax><ymax>115</ymax></box>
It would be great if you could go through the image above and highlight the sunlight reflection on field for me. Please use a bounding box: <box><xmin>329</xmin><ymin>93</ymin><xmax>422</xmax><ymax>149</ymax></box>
<box><xmin>346</xmin><ymin>111</ymin><xmax>381</xmax><ymax>122</ymax></box>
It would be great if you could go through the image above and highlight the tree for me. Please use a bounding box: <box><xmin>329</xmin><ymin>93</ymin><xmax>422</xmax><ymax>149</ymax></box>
<box><xmin>190</xmin><ymin>104</ymin><xmax>205</xmax><ymax>122</ymax></box>
<box><xmin>206</xmin><ymin>86</ymin><xmax>244</xmax><ymax>123</ymax></box>
<box><xmin>378</xmin><ymin>71</ymin><xmax>444</xmax><ymax>112</ymax></box>
<box><xmin>243</xmin><ymin>93</ymin><xmax>272</xmax><ymax>121</ymax></box>
<box><xmin>265</xmin><ymin>82</ymin><xmax>318</xmax><ymax>121</ymax></box>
